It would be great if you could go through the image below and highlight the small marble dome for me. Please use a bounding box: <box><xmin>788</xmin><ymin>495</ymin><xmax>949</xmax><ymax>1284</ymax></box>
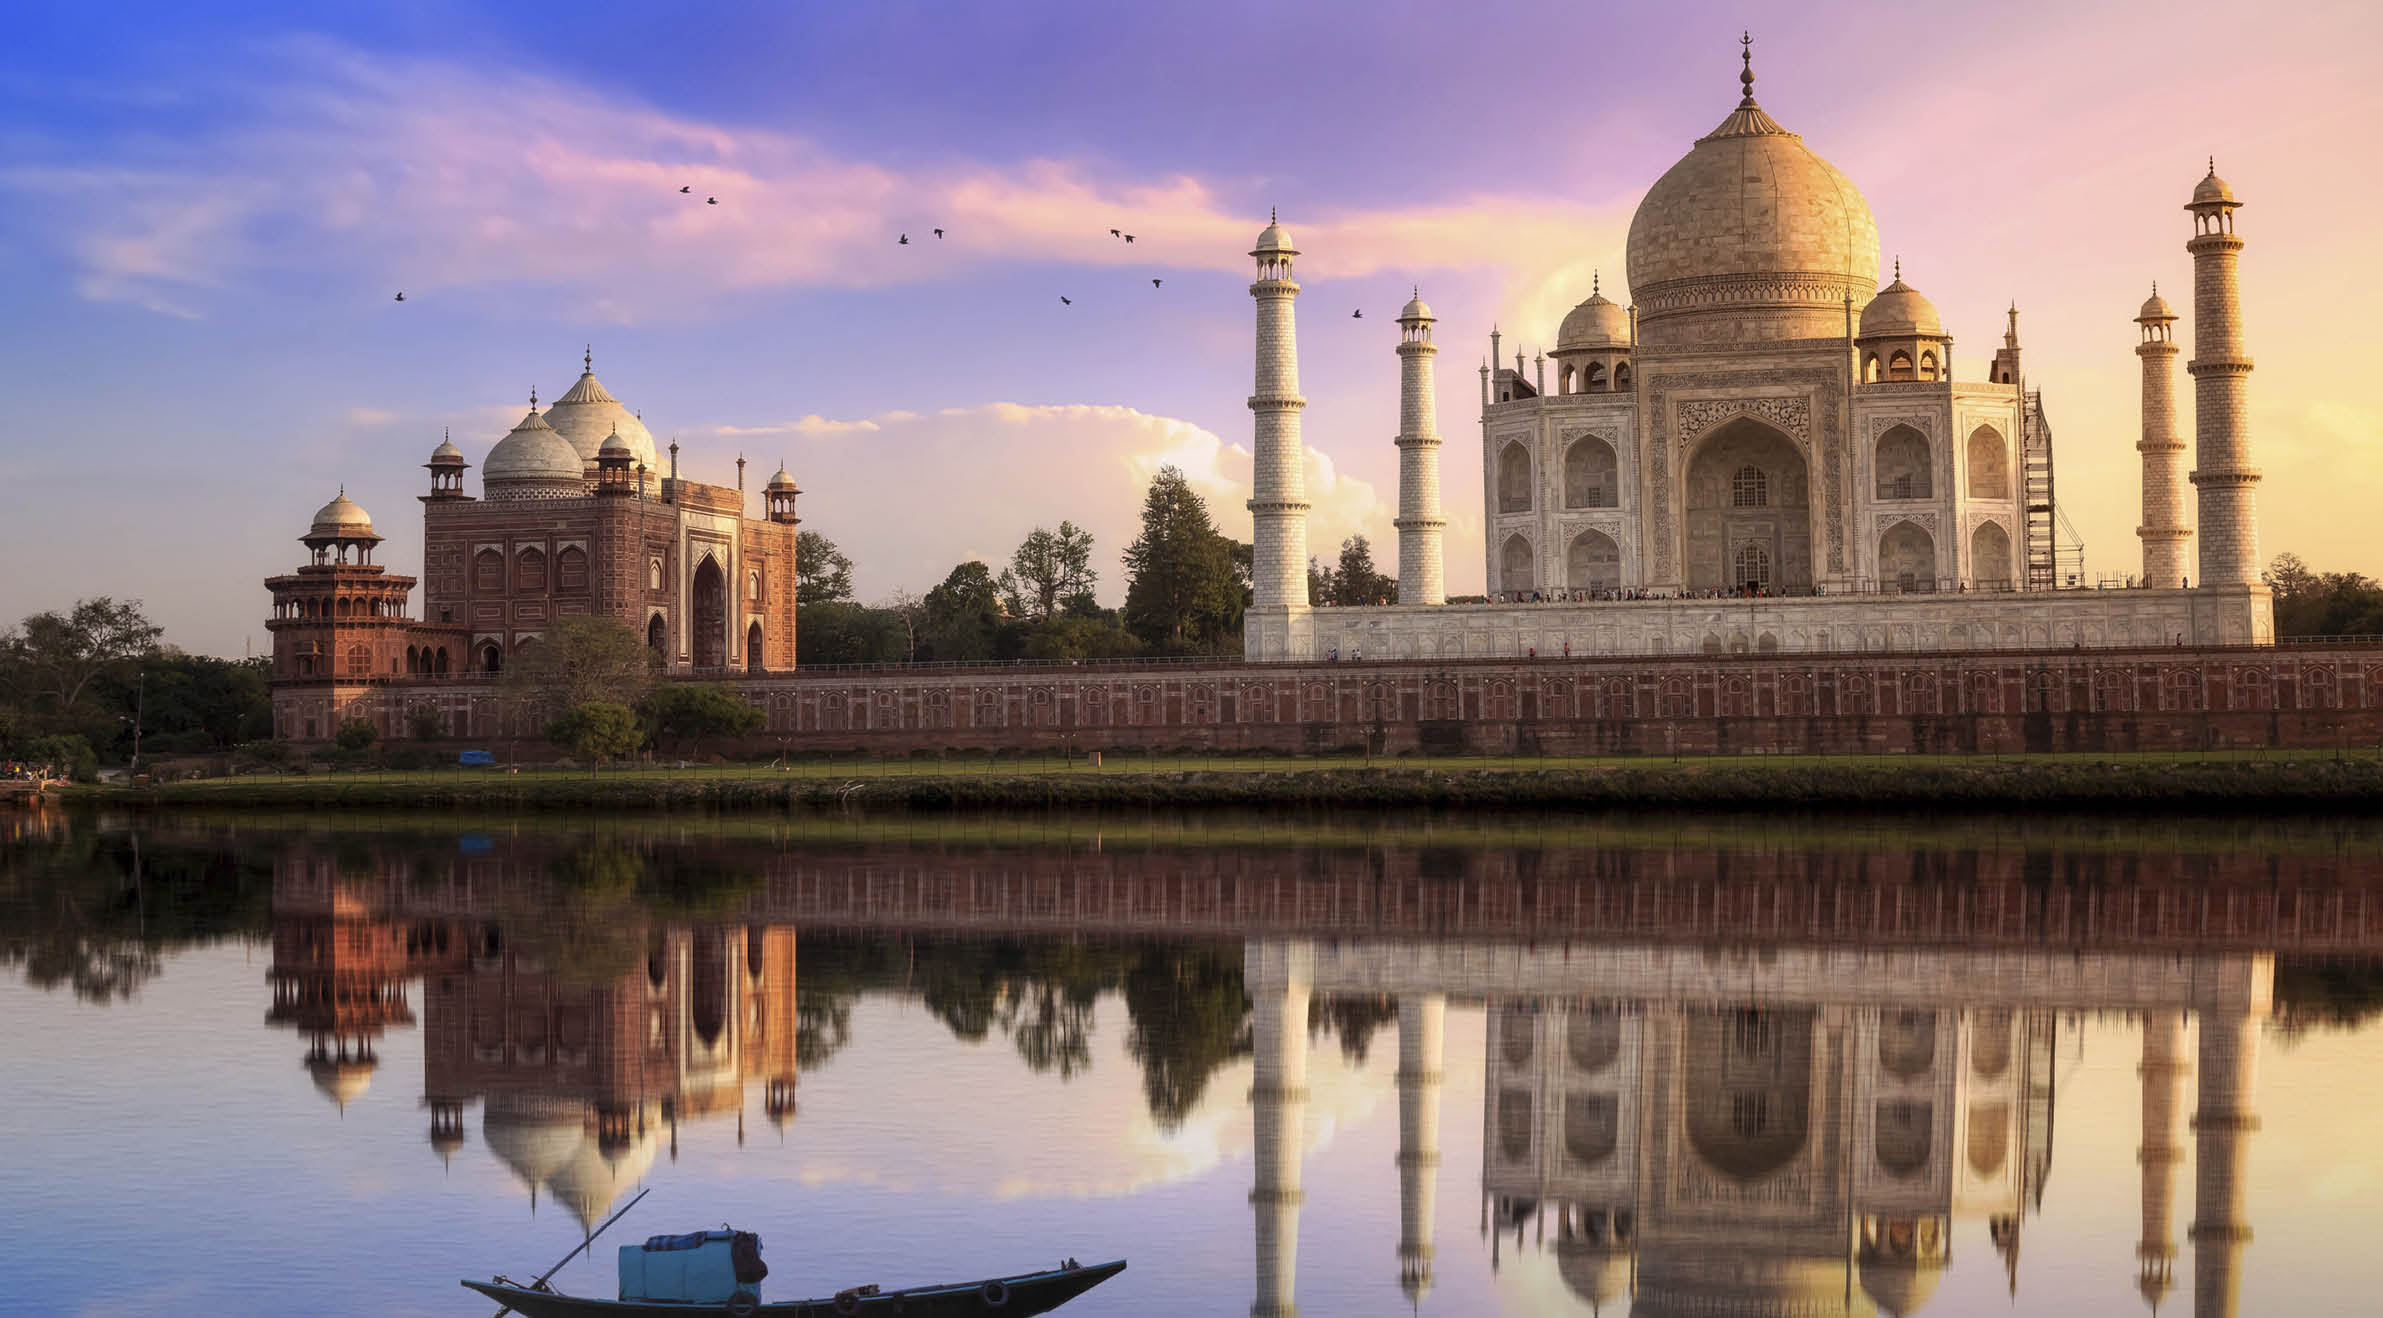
<box><xmin>483</xmin><ymin>405</ymin><xmax>586</xmax><ymax>498</ymax></box>
<box><xmin>306</xmin><ymin>1054</ymin><xmax>375</xmax><ymax>1110</ymax></box>
<box><xmin>2192</xmin><ymin>167</ymin><xmax>2237</xmax><ymax>207</ymax></box>
<box><xmin>1557</xmin><ymin>289</ymin><xmax>1631</xmax><ymax>350</ymax></box>
<box><xmin>428</xmin><ymin>437</ymin><xmax>466</xmax><ymax>464</ymax></box>
<box><xmin>2139</xmin><ymin>286</ymin><xmax>2176</xmax><ymax>321</ymax></box>
<box><xmin>1399</xmin><ymin>290</ymin><xmax>1435</xmax><ymax>322</ymax></box>
<box><xmin>597</xmin><ymin>426</ymin><xmax>635</xmax><ymax>461</ymax></box>
<box><xmin>306</xmin><ymin>490</ymin><xmax>376</xmax><ymax>539</ymax></box>
<box><xmin>1859</xmin><ymin>271</ymin><xmax>1943</xmax><ymax>338</ymax></box>
<box><xmin>765</xmin><ymin>464</ymin><xmax>799</xmax><ymax>491</ymax></box>
<box><xmin>1253</xmin><ymin>212</ymin><xmax>1297</xmax><ymax>254</ymax></box>
<box><xmin>1859</xmin><ymin>1255</ymin><xmax>1946</xmax><ymax>1316</ymax></box>
<box><xmin>544</xmin><ymin>357</ymin><xmax>660</xmax><ymax>479</ymax></box>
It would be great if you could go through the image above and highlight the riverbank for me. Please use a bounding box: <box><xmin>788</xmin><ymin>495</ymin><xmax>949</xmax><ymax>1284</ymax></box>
<box><xmin>72</xmin><ymin>749</ymin><xmax>2383</xmax><ymax>813</ymax></box>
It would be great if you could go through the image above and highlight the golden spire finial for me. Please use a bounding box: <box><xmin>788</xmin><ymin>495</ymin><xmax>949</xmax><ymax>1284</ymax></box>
<box><xmin>584</xmin><ymin>344</ymin><xmax>593</xmax><ymax>373</ymax></box>
<box><xmin>1739</xmin><ymin>31</ymin><xmax>1756</xmax><ymax>107</ymax></box>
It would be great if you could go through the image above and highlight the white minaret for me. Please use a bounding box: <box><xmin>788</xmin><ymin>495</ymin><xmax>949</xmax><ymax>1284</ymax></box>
<box><xmin>1248</xmin><ymin>212</ymin><xmax>1311</xmax><ymax>612</ymax></box>
<box><xmin>1395</xmin><ymin>993</ymin><xmax>1447</xmax><ymax>1304</ymax></box>
<box><xmin>2186</xmin><ymin>163</ymin><xmax>2258</xmax><ymax>588</ymax></box>
<box><xmin>1248</xmin><ymin>943</ymin><xmax>1312</xmax><ymax>1318</ymax></box>
<box><xmin>2137</xmin><ymin>286</ymin><xmax>2191</xmax><ymax>588</ymax></box>
<box><xmin>2136</xmin><ymin>1010</ymin><xmax>2190</xmax><ymax>1310</ymax></box>
<box><xmin>1394</xmin><ymin>291</ymin><xmax>1447</xmax><ymax>606</ymax></box>
<box><xmin>2190</xmin><ymin>992</ymin><xmax>2267</xmax><ymax>1318</ymax></box>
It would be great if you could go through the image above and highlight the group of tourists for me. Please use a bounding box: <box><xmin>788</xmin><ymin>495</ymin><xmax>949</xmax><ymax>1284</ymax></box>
<box><xmin>1485</xmin><ymin>584</ymin><xmax>1807</xmax><ymax>604</ymax></box>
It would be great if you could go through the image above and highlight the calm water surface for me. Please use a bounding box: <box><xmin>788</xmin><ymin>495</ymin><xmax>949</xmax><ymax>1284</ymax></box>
<box><xmin>5</xmin><ymin>807</ymin><xmax>2383</xmax><ymax>1317</ymax></box>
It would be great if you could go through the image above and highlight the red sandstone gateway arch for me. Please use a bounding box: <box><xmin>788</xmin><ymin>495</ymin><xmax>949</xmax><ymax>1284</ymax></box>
<box><xmin>1682</xmin><ymin>416</ymin><xmax>1813</xmax><ymax>593</ymax></box>
<box><xmin>691</xmin><ymin>555</ymin><xmax>726</xmax><ymax>669</ymax></box>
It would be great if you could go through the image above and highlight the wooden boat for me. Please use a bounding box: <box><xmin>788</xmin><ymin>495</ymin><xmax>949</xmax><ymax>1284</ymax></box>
<box><xmin>460</xmin><ymin>1258</ymin><xmax>1126</xmax><ymax>1316</ymax></box>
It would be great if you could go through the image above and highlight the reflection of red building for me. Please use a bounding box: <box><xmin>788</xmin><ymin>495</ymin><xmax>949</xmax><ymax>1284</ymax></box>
<box><xmin>266</xmin><ymin>856</ymin><xmax>798</xmax><ymax>1225</ymax></box>
<box><xmin>266</xmin><ymin>857</ymin><xmax>462</xmax><ymax>1112</ymax></box>
<box><xmin>424</xmin><ymin>926</ymin><xmax>799</xmax><ymax>1225</ymax></box>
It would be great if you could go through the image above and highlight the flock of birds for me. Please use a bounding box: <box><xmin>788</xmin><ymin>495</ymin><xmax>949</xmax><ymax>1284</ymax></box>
<box><xmin>395</xmin><ymin>187</ymin><xmax>1370</xmax><ymax>320</ymax></box>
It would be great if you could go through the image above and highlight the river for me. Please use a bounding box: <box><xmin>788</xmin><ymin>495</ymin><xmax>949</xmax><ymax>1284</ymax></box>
<box><xmin>3</xmin><ymin>806</ymin><xmax>2380</xmax><ymax>1316</ymax></box>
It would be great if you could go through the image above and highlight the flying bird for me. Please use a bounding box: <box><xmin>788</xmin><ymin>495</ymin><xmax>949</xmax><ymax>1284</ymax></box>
<box><xmin>393</xmin><ymin>292</ymin><xmax>405</xmax><ymax>302</ymax></box>
<box><xmin>1109</xmin><ymin>229</ymin><xmax>1120</xmax><ymax>237</ymax></box>
<box><xmin>1060</xmin><ymin>296</ymin><xmax>1071</xmax><ymax>306</ymax></box>
<box><xmin>933</xmin><ymin>228</ymin><xmax>944</xmax><ymax>238</ymax></box>
<box><xmin>899</xmin><ymin>234</ymin><xmax>909</xmax><ymax>245</ymax></box>
<box><xmin>1123</xmin><ymin>234</ymin><xmax>1134</xmax><ymax>243</ymax></box>
<box><xmin>1151</xmin><ymin>279</ymin><xmax>1162</xmax><ymax>288</ymax></box>
<box><xmin>1352</xmin><ymin>309</ymin><xmax>1362</xmax><ymax>318</ymax></box>
<box><xmin>706</xmin><ymin>196</ymin><xmax>718</xmax><ymax>205</ymax></box>
<box><xmin>679</xmin><ymin>185</ymin><xmax>691</xmax><ymax>194</ymax></box>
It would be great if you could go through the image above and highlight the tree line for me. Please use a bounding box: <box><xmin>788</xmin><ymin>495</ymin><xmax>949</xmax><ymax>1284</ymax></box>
<box><xmin>797</xmin><ymin>464</ymin><xmax>1256</xmax><ymax>665</ymax></box>
<box><xmin>0</xmin><ymin>598</ymin><xmax>269</xmax><ymax>780</ymax></box>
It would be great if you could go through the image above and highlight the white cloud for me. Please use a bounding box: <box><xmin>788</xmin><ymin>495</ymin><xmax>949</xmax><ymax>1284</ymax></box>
<box><xmin>683</xmin><ymin>401</ymin><xmax>1393</xmax><ymax>603</ymax></box>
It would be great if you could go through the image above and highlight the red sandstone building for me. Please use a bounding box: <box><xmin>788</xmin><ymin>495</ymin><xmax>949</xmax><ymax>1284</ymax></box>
<box><xmin>265</xmin><ymin>354</ymin><xmax>800</xmax><ymax>741</ymax></box>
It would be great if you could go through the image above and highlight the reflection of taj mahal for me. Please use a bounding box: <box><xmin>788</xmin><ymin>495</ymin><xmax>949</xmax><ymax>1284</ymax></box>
<box><xmin>1246</xmin><ymin>940</ymin><xmax>2271</xmax><ymax>1317</ymax></box>
<box><xmin>1242</xmin><ymin>41</ymin><xmax>2274</xmax><ymax>661</ymax></box>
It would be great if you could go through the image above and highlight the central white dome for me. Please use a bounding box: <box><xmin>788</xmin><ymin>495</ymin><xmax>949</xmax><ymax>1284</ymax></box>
<box><xmin>545</xmin><ymin>360</ymin><xmax>660</xmax><ymax>485</ymax></box>
<box><xmin>1625</xmin><ymin>56</ymin><xmax>1879</xmax><ymax>345</ymax></box>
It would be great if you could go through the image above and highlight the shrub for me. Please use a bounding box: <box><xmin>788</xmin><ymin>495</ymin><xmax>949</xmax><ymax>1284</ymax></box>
<box><xmin>26</xmin><ymin>733</ymin><xmax>98</xmax><ymax>782</ymax></box>
<box><xmin>546</xmin><ymin>701</ymin><xmax>643</xmax><ymax>769</ymax></box>
<box><xmin>334</xmin><ymin>719</ymin><xmax>378</xmax><ymax>753</ymax></box>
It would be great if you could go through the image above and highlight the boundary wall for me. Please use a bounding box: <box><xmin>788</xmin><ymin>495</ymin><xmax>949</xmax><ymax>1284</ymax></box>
<box><xmin>284</xmin><ymin>640</ymin><xmax>2383</xmax><ymax>757</ymax></box>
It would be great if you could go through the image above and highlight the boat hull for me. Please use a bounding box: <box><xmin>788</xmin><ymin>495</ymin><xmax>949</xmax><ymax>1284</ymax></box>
<box><xmin>460</xmin><ymin>1259</ymin><xmax>1125</xmax><ymax>1317</ymax></box>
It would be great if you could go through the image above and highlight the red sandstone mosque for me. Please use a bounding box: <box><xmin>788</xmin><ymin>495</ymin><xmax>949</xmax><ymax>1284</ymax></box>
<box><xmin>265</xmin><ymin>352</ymin><xmax>801</xmax><ymax>741</ymax></box>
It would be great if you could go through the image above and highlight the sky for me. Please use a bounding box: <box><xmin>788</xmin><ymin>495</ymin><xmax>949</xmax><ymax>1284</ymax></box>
<box><xmin>4</xmin><ymin>0</ymin><xmax>2381</xmax><ymax>657</ymax></box>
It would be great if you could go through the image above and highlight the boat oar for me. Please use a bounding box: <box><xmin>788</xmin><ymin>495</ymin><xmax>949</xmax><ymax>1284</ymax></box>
<box><xmin>490</xmin><ymin>1186</ymin><xmax>652</xmax><ymax>1317</ymax></box>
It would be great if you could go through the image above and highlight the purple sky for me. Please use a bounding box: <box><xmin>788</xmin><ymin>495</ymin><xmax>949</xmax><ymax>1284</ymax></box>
<box><xmin>4</xmin><ymin>1</ymin><xmax>2379</xmax><ymax>655</ymax></box>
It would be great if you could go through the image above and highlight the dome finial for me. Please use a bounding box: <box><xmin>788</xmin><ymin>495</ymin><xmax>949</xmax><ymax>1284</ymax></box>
<box><xmin>1739</xmin><ymin>31</ymin><xmax>1756</xmax><ymax>107</ymax></box>
<box><xmin>1894</xmin><ymin>256</ymin><xmax>1901</xmax><ymax>281</ymax></box>
<box><xmin>1593</xmin><ymin>269</ymin><xmax>1600</xmax><ymax>296</ymax></box>
<box><xmin>1271</xmin><ymin>205</ymin><xmax>1277</xmax><ymax>223</ymax></box>
<box><xmin>584</xmin><ymin>344</ymin><xmax>593</xmax><ymax>373</ymax></box>
<box><xmin>529</xmin><ymin>386</ymin><xmax>538</xmax><ymax>409</ymax></box>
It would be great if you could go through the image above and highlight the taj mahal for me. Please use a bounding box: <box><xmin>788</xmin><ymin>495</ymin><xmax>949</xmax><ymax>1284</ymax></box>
<box><xmin>1241</xmin><ymin>40</ymin><xmax>2273</xmax><ymax>662</ymax></box>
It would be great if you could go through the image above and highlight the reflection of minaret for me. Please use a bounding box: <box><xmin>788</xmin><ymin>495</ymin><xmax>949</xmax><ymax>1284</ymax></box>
<box><xmin>2137</xmin><ymin>1011</ymin><xmax>2189</xmax><ymax>1310</ymax></box>
<box><xmin>1395</xmin><ymin>993</ymin><xmax>1445</xmax><ymax>1305</ymax></box>
<box><xmin>2189</xmin><ymin>1004</ymin><xmax>2264</xmax><ymax>1318</ymax></box>
<box><xmin>1249</xmin><ymin>945</ymin><xmax>1311</xmax><ymax>1318</ymax></box>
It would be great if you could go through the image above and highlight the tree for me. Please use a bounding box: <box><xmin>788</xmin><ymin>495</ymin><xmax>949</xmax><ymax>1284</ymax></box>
<box><xmin>881</xmin><ymin>589</ymin><xmax>926</xmax><ymax>664</ymax></box>
<box><xmin>796</xmin><ymin>601</ymin><xmax>909</xmax><ymax>666</ymax></box>
<box><xmin>923</xmin><ymin>561</ymin><xmax>1004</xmax><ymax>662</ymax></box>
<box><xmin>545</xmin><ymin>701</ymin><xmax>643</xmax><ymax>769</ymax></box>
<box><xmin>1122</xmin><ymin>466</ymin><xmax>1245</xmax><ymax>651</ymax></box>
<box><xmin>26</xmin><ymin>733</ymin><xmax>98</xmax><ymax>782</ymax></box>
<box><xmin>2265</xmin><ymin>552</ymin><xmax>2383</xmax><ymax>638</ymax></box>
<box><xmin>333</xmin><ymin>719</ymin><xmax>377</xmax><ymax>753</ymax></box>
<box><xmin>91</xmin><ymin>652</ymin><xmax>270</xmax><ymax>755</ymax></box>
<box><xmin>640</xmin><ymin>684</ymin><xmax>765</xmax><ymax>757</ymax></box>
<box><xmin>1004</xmin><ymin>522</ymin><xmax>1099</xmax><ymax>621</ymax></box>
<box><xmin>406</xmin><ymin>703</ymin><xmax>446</xmax><ymax>743</ymax></box>
<box><xmin>796</xmin><ymin>531</ymin><xmax>855</xmax><ymax>605</ymax></box>
<box><xmin>1329</xmin><ymin>535</ymin><xmax>1396</xmax><ymax>606</ymax></box>
<box><xmin>6</xmin><ymin>598</ymin><xmax>162</xmax><ymax>715</ymax></box>
<box><xmin>501</xmin><ymin>615</ymin><xmax>656</xmax><ymax>721</ymax></box>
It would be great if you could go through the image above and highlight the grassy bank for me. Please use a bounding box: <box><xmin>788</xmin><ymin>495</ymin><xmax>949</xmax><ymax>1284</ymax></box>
<box><xmin>75</xmin><ymin>749</ymin><xmax>2383</xmax><ymax>813</ymax></box>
